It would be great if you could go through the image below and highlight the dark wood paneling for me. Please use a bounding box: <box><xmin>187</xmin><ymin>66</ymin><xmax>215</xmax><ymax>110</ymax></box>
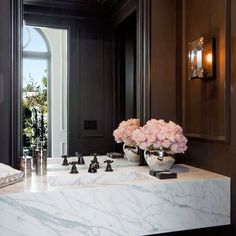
<box><xmin>182</xmin><ymin>0</ymin><xmax>230</xmax><ymax>142</ymax></box>
<box><xmin>150</xmin><ymin>0</ymin><xmax>176</xmax><ymax>121</ymax></box>
<box><xmin>178</xmin><ymin>0</ymin><xmax>236</xmax><ymax>235</ymax></box>
<box><xmin>24</xmin><ymin>0</ymin><xmax>99</xmax><ymax>9</ymax></box>
<box><xmin>175</xmin><ymin>0</ymin><xmax>182</xmax><ymax>124</ymax></box>
<box><xmin>24</xmin><ymin>0</ymin><xmax>138</xmax><ymax>19</ymax></box>
<box><xmin>0</xmin><ymin>0</ymin><xmax>22</xmax><ymax>166</ymax></box>
<box><xmin>112</xmin><ymin>0</ymin><xmax>150</xmax><ymax>165</ymax></box>
<box><xmin>78</xmin><ymin>30</ymin><xmax>105</xmax><ymax>138</ymax></box>
<box><xmin>0</xmin><ymin>0</ymin><xmax>11</xmax><ymax>165</ymax></box>
<box><xmin>24</xmin><ymin>0</ymin><xmax>106</xmax><ymax>18</ymax></box>
<box><xmin>141</xmin><ymin>0</ymin><xmax>151</xmax><ymax>123</ymax></box>
<box><xmin>125</xmin><ymin>37</ymin><xmax>136</xmax><ymax>119</ymax></box>
<box><xmin>111</xmin><ymin>0</ymin><xmax>138</xmax><ymax>27</ymax></box>
<box><xmin>69</xmin><ymin>27</ymin><xmax>113</xmax><ymax>154</ymax></box>
<box><xmin>113</xmin><ymin>12</ymin><xmax>136</xmax><ymax>123</ymax></box>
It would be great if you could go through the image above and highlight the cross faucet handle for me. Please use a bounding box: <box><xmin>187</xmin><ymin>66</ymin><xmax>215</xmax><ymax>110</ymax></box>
<box><xmin>91</xmin><ymin>153</ymin><xmax>99</xmax><ymax>169</ymax></box>
<box><xmin>88</xmin><ymin>160</ymin><xmax>97</xmax><ymax>173</ymax></box>
<box><xmin>69</xmin><ymin>161</ymin><xmax>78</xmax><ymax>174</ymax></box>
<box><xmin>61</xmin><ymin>155</ymin><xmax>69</xmax><ymax>166</ymax></box>
<box><xmin>104</xmin><ymin>160</ymin><xmax>114</xmax><ymax>172</ymax></box>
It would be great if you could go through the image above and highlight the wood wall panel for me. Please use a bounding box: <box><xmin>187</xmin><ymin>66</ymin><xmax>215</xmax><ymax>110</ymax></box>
<box><xmin>0</xmin><ymin>0</ymin><xmax>12</xmax><ymax>165</ymax></box>
<box><xmin>78</xmin><ymin>30</ymin><xmax>105</xmax><ymax>138</ymax></box>
<box><xmin>150</xmin><ymin>0</ymin><xmax>235</xmax><ymax>234</ymax></box>
<box><xmin>182</xmin><ymin>0</ymin><xmax>229</xmax><ymax>141</ymax></box>
<box><xmin>179</xmin><ymin>0</ymin><xmax>236</xmax><ymax>234</ymax></box>
<box><xmin>150</xmin><ymin>0</ymin><xmax>176</xmax><ymax>121</ymax></box>
<box><xmin>0</xmin><ymin>0</ymin><xmax>22</xmax><ymax>166</ymax></box>
<box><xmin>69</xmin><ymin>27</ymin><xmax>113</xmax><ymax>155</ymax></box>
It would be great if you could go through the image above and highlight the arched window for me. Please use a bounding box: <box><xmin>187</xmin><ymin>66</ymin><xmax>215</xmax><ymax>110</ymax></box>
<box><xmin>22</xmin><ymin>26</ymin><xmax>51</xmax><ymax>153</ymax></box>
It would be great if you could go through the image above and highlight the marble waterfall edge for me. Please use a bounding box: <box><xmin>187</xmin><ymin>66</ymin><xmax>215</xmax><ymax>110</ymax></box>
<box><xmin>0</xmin><ymin>166</ymin><xmax>230</xmax><ymax>236</ymax></box>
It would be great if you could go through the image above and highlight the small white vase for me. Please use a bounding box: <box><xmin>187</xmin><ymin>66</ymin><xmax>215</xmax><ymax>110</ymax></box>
<box><xmin>144</xmin><ymin>150</ymin><xmax>175</xmax><ymax>171</ymax></box>
<box><xmin>123</xmin><ymin>144</ymin><xmax>140</xmax><ymax>162</ymax></box>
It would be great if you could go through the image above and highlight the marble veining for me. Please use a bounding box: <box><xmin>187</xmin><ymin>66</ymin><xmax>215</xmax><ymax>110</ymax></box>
<box><xmin>47</xmin><ymin>168</ymin><xmax>155</xmax><ymax>187</ymax></box>
<box><xmin>0</xmin><ymin>165</ymin><xmax>231</xmax><ymax>236</ymax></box>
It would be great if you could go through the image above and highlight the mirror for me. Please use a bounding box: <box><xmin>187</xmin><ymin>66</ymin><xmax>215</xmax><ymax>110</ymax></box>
<box><xmin>21</xmin><ymin>0</ymin><xmax>145</xmax><ymax>159</ymax></box>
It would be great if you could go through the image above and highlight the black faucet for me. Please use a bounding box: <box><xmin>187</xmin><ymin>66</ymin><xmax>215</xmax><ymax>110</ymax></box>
<box><xmin>104</xmin><ymin>160</ymin><xmax>113</xmax><ymax>172</ymax></box>
<box><xmin>91</xmin><ymin>153</ymin><xmax>99</xmax><ymax>169</ymax></box>
<box><xmin>75</xmin><ymin>152</ymin><xmax>85</xmax><ymax>165</ymax></box>
<box><xmin>61</xmin><ymin>155</ymin><xmax>69</xmax><ymax>166</ymax></box>
<box><xmin>70</xmin><ymin>161</ymin><xmax>78</xmax><ymax>174</ymax></box>
<box><xmin>88</xmin><ymin>160</ymin><xmax>98</xmax><ymax>173</ymax></box>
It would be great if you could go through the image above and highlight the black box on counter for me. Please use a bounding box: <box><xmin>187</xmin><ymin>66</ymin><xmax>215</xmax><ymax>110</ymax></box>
<box><xmin>149</xmin><ymin>170</ymin><xmax>177</xmax><ymax>179</ymax></box>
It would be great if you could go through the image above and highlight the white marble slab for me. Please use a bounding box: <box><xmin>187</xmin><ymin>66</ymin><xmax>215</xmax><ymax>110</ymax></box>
<box><xmin>0</xmin><ymin>165</ymin><xmax>230</xmax><ymax>236</ymax></box>
<box><xmin>47</xmin><ymin>167</ymin><xmax>155</xmax><ymax>186</ymax></box>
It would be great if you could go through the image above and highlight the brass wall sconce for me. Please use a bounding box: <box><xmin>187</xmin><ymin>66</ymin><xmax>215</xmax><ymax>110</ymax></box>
<box><xmin>188</xmin><ymin>37</ymin><xmax>215</xmax><ymax>80</ymax></box>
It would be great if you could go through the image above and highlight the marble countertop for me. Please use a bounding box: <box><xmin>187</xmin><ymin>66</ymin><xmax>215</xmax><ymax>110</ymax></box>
<box><xmin>0</xmin><ymin>157</ymin><xmax>140</xmax><ymax>195</ymax></box>
<box><xmin>0</xmin><ymin>163</ymin><xmax>231</xmax><ymax>236</ymax></box>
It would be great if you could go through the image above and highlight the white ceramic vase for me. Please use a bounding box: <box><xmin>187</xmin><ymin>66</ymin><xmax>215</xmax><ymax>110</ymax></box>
<box><xmin>144</xmin><ymin>150</ymin><xmax>175</xmax><ymax>171</ymax></box>
<box><xmin>123</xmin><ymin>144</ymin><xmax>140</xmax><ymax>162</ymax></box>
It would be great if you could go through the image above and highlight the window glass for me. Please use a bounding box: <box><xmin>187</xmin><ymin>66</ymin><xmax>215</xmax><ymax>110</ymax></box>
<box><xmin>23</xmin><ymin>26</ymin><xmax>48</xmax><ymax>52</ymax></box>
<box><xmin>23</xmin><ymin>59</ymin><xmax>48</xmax><ymax>88</ymax></box>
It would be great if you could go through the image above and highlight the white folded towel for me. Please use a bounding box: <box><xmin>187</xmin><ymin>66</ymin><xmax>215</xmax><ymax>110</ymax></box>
<box><xmin>0</xmin><ymin>163</ymin><xmax>24</xmax><ymax>188</ymax></box>
<box><xmin>0</xmin><ymin>163</ymin><xmax>22</xmax><ymax>177</ymax></box>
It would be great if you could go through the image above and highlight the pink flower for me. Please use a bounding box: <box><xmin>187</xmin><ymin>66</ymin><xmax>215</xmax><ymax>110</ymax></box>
<box><xmin>132</xmin><ymin>118</ymin><xmax>188</xmax><ymax>154</ymax></box>
<box><xmin>153</xmin><ymin>141</ymin><xmax>161</xmax><ymax>149</ymax></box>
<box><xmin>162</xmin><ymin>139</ymin><xmax>171</xmax><ymax>148</ymax></box>
<box><xmin>170</xmin><ymin>143</ymin><xmax>179</xmax><ymax>153</ymax></box>
<box><xmin>113</xmin><ymin>119</ymin><xmax>140</xmax><ymax>146</ymax></box>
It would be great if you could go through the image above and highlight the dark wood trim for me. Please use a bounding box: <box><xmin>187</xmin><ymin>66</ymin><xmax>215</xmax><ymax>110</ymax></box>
<box><xmin>23</xmin><ymin>0</ymin><xmax>106</xmax><ymax>17</ymax></box>
<box><xmin>111</xmin><ymin>0</ymin><xmax>137</xmax><ymax>27</ymax></box>
<box><xmin>176</xmin><ymin>0</ymin><xmax>182</xmax><ymax>124</ymax></box>
<box><xmin>142</xmin><ymin>0</ymin><xmax>151</xmax><ymax>123</ymax></box>
<box><xmin>137</xmin><ymin>0</ymin><xmax>151</xmax><ymax>165</ymax></box>
<box><xmin>225</xmin><ymin>0</ymin><xmax>231</xmax><ymax>144</ymax></box>
<box><xmin>11</xmin><ymin>0</ymin><xmax>23</xmax><ymax>167</ymax></box>
<box><xmin>136</xmin><ymin>0</ymin><xmax>150</xmax><ymax>125</ymax></box>
<box><xmin>181</xmin><ymin>0</ymin><xmax>231</xmax><ymax>144</ymax></box>
<box><xmin>136</xmin><ymin>0</ymin><xmax>142</xmax><ymax>123</ymax></box>
<box><xmin>111</xmin><ymin>0</ymin><xmax>150</xmax><ymax>164</ymax></box>
<box><xmin>98</xmin><ymin>0</ymin><xmax>121</xmax><ymax>12</ymax></box>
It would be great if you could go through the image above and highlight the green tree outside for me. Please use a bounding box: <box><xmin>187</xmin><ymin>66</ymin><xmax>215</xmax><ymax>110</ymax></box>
<box><xmin>23</xmin><ymin>70</ymin><xmax>48</xmax><ymax>152</ymax></box>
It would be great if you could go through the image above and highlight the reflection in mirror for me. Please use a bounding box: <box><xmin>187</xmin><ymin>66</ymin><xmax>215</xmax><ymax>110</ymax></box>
<box><xmin>22</xmin><ymin>25</ymin><xmax>68</xmax><ymax>157</ymax></box>
<box><xmin>21</xmin><ymin>0</ymin><xmax>143</xmax><ymax>160</ymax></box>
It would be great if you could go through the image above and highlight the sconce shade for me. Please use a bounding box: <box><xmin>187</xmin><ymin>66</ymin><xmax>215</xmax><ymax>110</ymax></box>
<box><xmin>188</xmin><ymin>37</ymin><xmax>215</xmax><ymax>80</ymax></box>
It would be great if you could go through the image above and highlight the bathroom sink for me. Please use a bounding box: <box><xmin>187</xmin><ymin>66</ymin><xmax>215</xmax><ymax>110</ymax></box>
<box><xmin>47</xmin><ymin>168</ymin><xmax>155</xmax><ymax>187</ymax></box>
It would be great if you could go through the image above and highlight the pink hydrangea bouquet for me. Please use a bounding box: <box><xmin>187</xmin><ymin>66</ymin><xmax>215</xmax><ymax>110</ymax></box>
<box><xmin>113</xmin><ymin>119</ymin><xmax>140</xmax><ymax>147</ymax></box>
<box><xmin>132</xmin><ymin>119</ymin><xmax>187</xmax><ymax>154</ymax></box>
